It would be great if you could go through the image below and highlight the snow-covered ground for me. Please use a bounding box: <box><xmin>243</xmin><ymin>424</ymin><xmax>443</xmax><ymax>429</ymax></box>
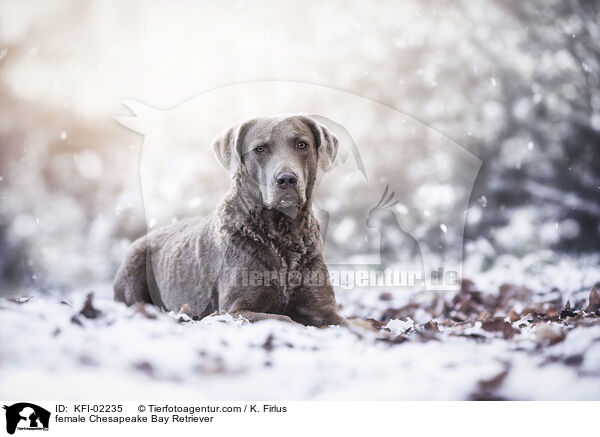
<box><xmin>1</xmin><ymin>252</ymin><xmax>599</xmax><ymax>400</ymax></box>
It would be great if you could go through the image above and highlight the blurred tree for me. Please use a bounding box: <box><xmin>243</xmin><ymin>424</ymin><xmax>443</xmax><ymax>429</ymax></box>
<box><xmin>465</xmin><ymin>0</ymin><xmax>600</xmax><ymax>253</ymax></box>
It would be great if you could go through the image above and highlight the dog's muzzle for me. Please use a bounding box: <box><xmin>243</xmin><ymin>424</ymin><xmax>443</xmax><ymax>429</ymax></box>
<box><xmin>273</xmin><ymin>171</ymin><xmax>298</xmax><ymax>207</ymax></box>
<box><xmin>268</xmin><ymin>169</ymin><xmax>304</xmax><ymax>209</ymax></box>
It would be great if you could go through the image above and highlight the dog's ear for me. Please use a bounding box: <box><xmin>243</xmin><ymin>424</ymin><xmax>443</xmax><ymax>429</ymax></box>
<box><xmin>212</xmin><ymin>120</ymin><xmax>254</xmax><ymax>175</ymax></box>
<box><xmin>300</xmin><ymin>116</ymin><xmax>339</xmax><ymax>172</ymax></box>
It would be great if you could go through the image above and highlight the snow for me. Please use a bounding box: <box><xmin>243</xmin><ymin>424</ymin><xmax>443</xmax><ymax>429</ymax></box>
<box><xmin>385</xmin><ymin>318</ymin><xmax>415</xmax><ymax>333</ymax></box>
<box><xmin>1</xmin><ymin>253</ymin><xmax>599</xmax><ymax>401</ymax></box>
<box><xmin>0</xmin><ymin>0</ymin><xmax>598</xmax><ymax>403</ymax></box>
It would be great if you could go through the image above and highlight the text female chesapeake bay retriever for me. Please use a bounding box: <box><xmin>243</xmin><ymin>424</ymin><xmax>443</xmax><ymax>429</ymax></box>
<box><xmin>114</xmin><ymin>115</ymin><xmax>347</xmax><ymax>326</ymax></box>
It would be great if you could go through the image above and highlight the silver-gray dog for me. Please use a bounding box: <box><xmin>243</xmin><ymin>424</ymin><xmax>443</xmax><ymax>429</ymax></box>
<box><xmin>114</xmin><ymin>115</ymin><xmax>347</xmax><ymax>326</ymax></box>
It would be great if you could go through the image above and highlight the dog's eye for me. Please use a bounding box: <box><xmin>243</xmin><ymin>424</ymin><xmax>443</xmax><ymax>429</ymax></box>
<box><xmin>255</xmin><ymin>145</ymin><xmax>267</xmax><ymax>153</ymax></box>
<box><xmin>296</xmin><ymin>141</ymin><xmax>307</xmax><ymax>150</ymax></box>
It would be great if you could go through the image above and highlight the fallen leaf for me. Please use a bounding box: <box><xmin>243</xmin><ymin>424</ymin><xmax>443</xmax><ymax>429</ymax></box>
<box><xmin>460</xmin><ymin>278</ymin><xmax>477</xmax><ymax>293</ymax></box>
<box><xmin>544</xmin><ymin>307</ymin><xmax>560</xmax><ymax>320</ymax></box>
<box><xmin>376</xmin><ymin>334</ymin><xmax>408</xmax><ymax>345</ymax></box>
<box><xmin>365</xmin><ymin>318</ymin><xmax>387</xmax><ymax>330</ymax></box>
<box><xmin>470</xmin><ymin>362</ymin><xmax>511</xmax><ymax>401</ymax></box>
<box><xmin>348</xmin><ymin>318</ymin><xmax>382</xmax><ymax>332</ymax></box>
<box><xmin>587</xmin><ymin>288</ymin><xmax>600</xmax><ymax>313</ymax></box>
<box><xmin>563</xmin><ymin>354</ymin><xmax>584</xmax><ymax>366</ymax></box>
<box><xmin>478</xmin><ymin>363</ymin><xmax>510</xmax><ymax>392</ymax></box>
<box><xmin>262</xmin><ymin>334</ymin><xmax>275</xmax><ymax>352</ymax></box>
<box><xmin>481</xmin><ymin>318</ymin><xmax>520</xmax><ymax>339</ymax></box>
<box><xmin>133</xmin><ymin>360</ymin><xmax>155</xmax><ymax>377</ymax></box>
<box><xmin>79</xmin><ymin>292</ymin><xmax>102</xmax><ymax>319</ymax></box>
<box><xmin>134</xmin><ymin>302</ymin><xmax>158</xmax><ymax>320</ymax></box>
<box><xmin>560</xmin><ymin>307</ymin><xmax>578</xmax><ymax>318</ymax></box>
<box><xmin>535</xmin><ymin>324</ymin><xmax>566</xmax><ymax>345</ymax></box>
<box><xmin>380</xmin><ymin>303</ymin><xmax>420</xmax><ymax>323</ymax></box>
<box><xmin>378</xmin><ymin>292</ymin><xmax>393</xmax><ymax>301</ymax></box>
<box><xmin>422</xmin><ymin>320</ymin><xmax>439</xmax><ymax>332</ymax></box>
<box><xmin>179</xmin><ymin>303</ymin><xmax>198</xmax><ymax>317</ymax></box>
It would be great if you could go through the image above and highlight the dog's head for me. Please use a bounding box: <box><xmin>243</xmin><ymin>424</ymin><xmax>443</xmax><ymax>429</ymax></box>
<box><xmin>213</xmin><ymin>115</ymin><xmax>338</xmax><ymax>212</ymax></box>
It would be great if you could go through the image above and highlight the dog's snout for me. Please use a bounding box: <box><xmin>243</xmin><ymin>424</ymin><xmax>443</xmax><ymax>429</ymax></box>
<box><xmin>275</xmin><ymin>172</ymin><xmax>298</xmax><ymax>189</ymax></box>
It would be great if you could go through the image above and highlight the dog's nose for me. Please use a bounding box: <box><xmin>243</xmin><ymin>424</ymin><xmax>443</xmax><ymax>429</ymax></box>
<box><xmin>275</xmin><ymin>172</ymin><xmax>298</xmax><ymax>189</ymax></box>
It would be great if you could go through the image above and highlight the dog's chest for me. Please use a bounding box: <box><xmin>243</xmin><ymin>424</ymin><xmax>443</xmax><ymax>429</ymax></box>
<box><xmin>259</xmin><ymin>268</ymin><xmax>303</xmax><ymax>312</ymax></box>
<box><xmin>259</xmin><ymin>249</ymin><xmax>312</xmax><ymax>307</ymax></box>
<box><xmin>232</xmin><ymin>220</ymin><xmax>319</xmax><ymax>309</ymax></box>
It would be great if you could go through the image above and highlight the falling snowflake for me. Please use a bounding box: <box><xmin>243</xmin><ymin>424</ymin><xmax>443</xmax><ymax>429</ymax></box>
<box><xmin>478</xmin><ymin>195</ymin><xmax>488</xmax><ymax>207</ymax></box>
<box><xmin>440</xmin><ymin>223</ymin><xmax>448</xmax><ymax>233</ymax></box>
<box><xmin>60</xmin><ymin>131</ymin><xmax>68</xmax><ymax>140</ymax></box>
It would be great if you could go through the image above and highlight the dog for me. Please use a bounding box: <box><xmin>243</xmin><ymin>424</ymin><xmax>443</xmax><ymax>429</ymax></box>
<box><xmin>114</xmin><ymin>115</ymin><xmax>347</xmax><ymax>327</ymax></box>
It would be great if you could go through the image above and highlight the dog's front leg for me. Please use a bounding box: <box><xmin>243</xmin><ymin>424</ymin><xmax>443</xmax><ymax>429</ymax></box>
<box><xmin>287</xmin><ymin>282</ymin><xmax>348</xmax><ymax>327</ymax></box>
<box><xmin>219</xmin><ymin>284</ymin><xmax>304</xmax><ymax>326</ymax></box>
<box><xmin>288</xmin><ymin>304</ymin><xmax>348</xmax><ymax>327</ymax></box>
<box><xmin>287</xmin><ymin>261</ymin><xmax>347</xmax><ymax>327</ymax></box>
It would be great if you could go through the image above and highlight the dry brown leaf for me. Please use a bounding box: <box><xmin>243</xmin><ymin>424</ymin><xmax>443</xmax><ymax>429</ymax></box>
<box><xmin>134</xmin><ymin>302</ymin><xmax>158</xmax><ymax>320</ymax></box>
<box><xmin>79</xmin><ymin>292</ymin><xmax>102</xmax><ymax>319</ymax></box>
<box><xmin>481</xmin><ymin>318</ymin><xmax>520</xmax><ymax>339</ymax></box>
<box><xmin>347</xmin><ymin>318</ymin><xmax>382</xmax><ymax>332</ymax></box>
<box><xmin>587</xmin><ymin>288</ymin><xmax>600</xmax><ymax>313</ymax></box>
<box><xmin>535</xmin><ymin>324</ymin><xmax>567</xmax><ymax>345</ymax></box>
<box><xmin>378</xmin><ymin>292</ymin><xmax>393</xmax><ymax>301</ymax></box>
<box><xmin>422</xmin><ymin>320</ymin><xmax>439</xmax><ymax>332</ymax></box>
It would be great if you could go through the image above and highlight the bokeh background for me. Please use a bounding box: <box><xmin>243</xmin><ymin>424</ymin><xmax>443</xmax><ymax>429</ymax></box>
<box><xmin>1</xmin><ymin>0</ymin><xmax>599</xmax><ymax>295</ymax></box>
